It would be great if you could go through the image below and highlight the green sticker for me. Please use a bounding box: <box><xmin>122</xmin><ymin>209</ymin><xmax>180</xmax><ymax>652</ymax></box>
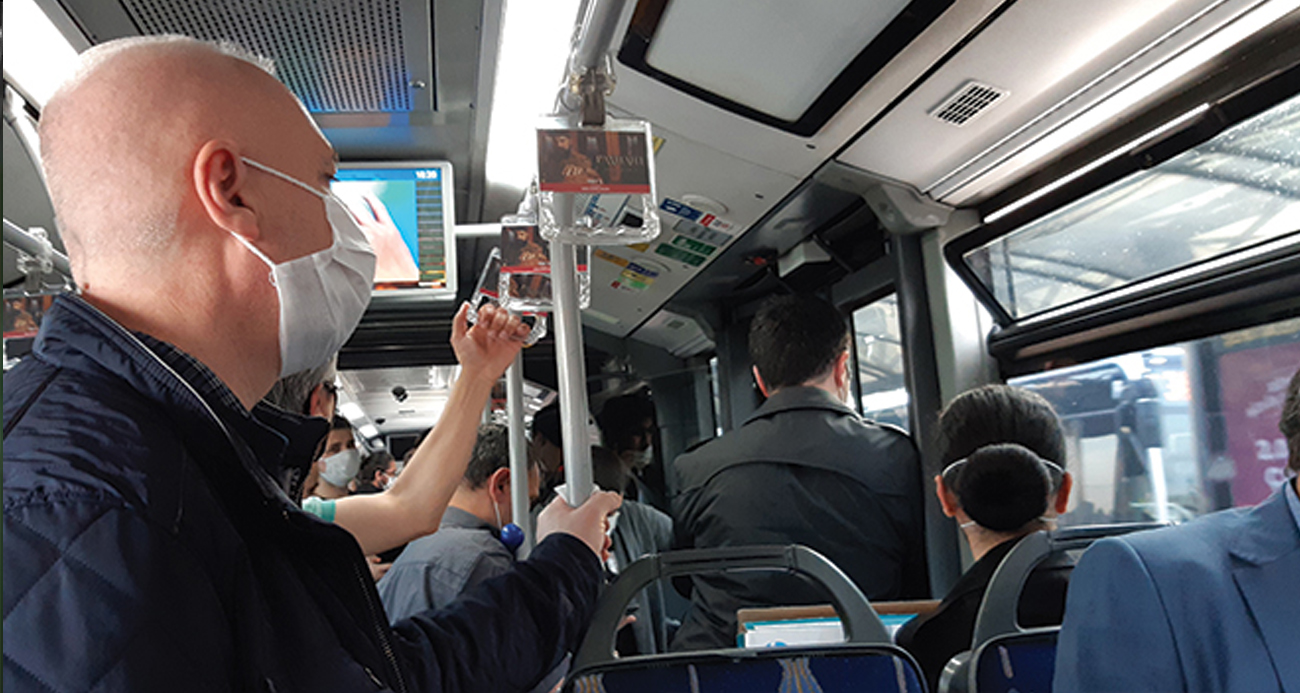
<box><xmin>655</xmin><ymin>243</ymin><xmax>706</xmax><ymax>267</ymax></box>
<box><xmin>671</xmin><ymin>235</ymin><xmax>717</xmax><ymax>256</ymax></box>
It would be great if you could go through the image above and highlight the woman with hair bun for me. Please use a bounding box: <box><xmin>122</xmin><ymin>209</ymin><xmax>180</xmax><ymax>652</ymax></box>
<box><xmin>897</xmin><ymin>385</ymin><xmax>1075</xmax><ymax>692</ymax></box>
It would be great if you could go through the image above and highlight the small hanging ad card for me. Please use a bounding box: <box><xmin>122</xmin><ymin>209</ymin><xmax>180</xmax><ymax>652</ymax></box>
<box><xmin>536</xmin><ymin>120</ymin><xmax>654</xmax><ymax>195</ymax></box>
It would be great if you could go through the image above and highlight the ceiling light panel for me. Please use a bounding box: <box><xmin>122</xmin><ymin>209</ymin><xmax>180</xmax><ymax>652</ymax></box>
<box><xmin>2</xmin><ymin>0</ymin><xmax>80</xmax><ymax>108</ymax></box>
<box><xmin>641</xmin><ymin>0</ymin><xmax>911</xmax><ymax>122</ymax></box>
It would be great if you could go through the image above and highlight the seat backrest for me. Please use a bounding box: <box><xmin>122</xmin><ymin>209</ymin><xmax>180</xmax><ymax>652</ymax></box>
<box><xmin>969</xmin><ymin>630</ymin><xmax>1060</xmax><ymax>693</ymax></box>
<box><xmin>567</xmin><ymin>645</ymin><xmax>926</xmax><ymax>693</ymax></box>
<box><xmin>565</xmin><ymin>545</ymin><xmax>923</xmax><ymax>693</ymax></box>
<box><xmin>971</xmin><ymin>523</ymin><xmax>1164</xmax><ymax>645</ymax></box>
<box><xmin>939</xmin><ymin>523</ymin><xmax>1165</xmax><ymax>693</ymax></box>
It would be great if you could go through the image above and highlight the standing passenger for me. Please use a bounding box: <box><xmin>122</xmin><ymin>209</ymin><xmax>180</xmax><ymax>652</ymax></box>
<box><xmin>896</xmin><ymin>385</ymin><xmax>1074</xmax><ymax>692</ymax></box>
<box><xmin>2</xmin><ymin>36</ymin><xmax>620</xmax><ymax>693</ymax></box>
<box><xmin>1054</xmin><ymin>366</ymin><xmax>1300</xmax><ymax>693</ymax></box>
<box><xmin>670</xmin><ymin>294</ymin><xmax>927</xmax><ymax>651</ymax></box>
<box><xmin>378</xmin><ymin>424</ymin><xmax>539</xmax><ymax>618</ymax></box>
<box><xmin>597</xmin><ymin>392</ymin><xmax>665</xmax><ymax>508</ymax></box>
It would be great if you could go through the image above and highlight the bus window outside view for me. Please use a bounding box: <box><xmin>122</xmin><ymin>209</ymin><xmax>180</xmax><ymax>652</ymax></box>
<box><xmin>1011</xmin><ymin>315</ymin><xmax>1300</xmax><ymax>526</ymax></box>
<box><xmin>852</xmin><ymin>293</ymin><xmax>910</xmax><ymax>432</ymax></box>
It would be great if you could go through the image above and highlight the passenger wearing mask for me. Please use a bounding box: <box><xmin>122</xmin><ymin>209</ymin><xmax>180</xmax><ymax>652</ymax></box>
<box><xmin>312</xmin><ymin>415</ymin><xmax>361</xmax><ymax>500</ymax></box>
<box><xmin>2</xmin><ymin>36</ymin><xmax>620</xmax><ymax>693</ymax></box>
<box><xmin>1055</xmin><ymin>366</ymin><xmax>1300</xmax><ymax>693</ymax></box>
<box><xmin>597</xmin><ymin>392</ymin><xmax>664</xmax><ymax>508</ymax></box>
<box><xmin>354</xmin><ymin>451</ymin><xmax>398</xmax><ymax>495</ymax></box>
<box><xmin>262</xmin><ymin>357</ymin><xmax>337</xmax><ymax>499</ymax></box>
<box><xmin>378</xmin><ymin>424</ymin><xmax>541</xmax><ymax>618</ymax></box>
<box><xmin>896</xmin><ymin>385</ymin><xmax>1073</xmax><ymax>692</ymax></box>
<box><xmin>671</xmin><ymin>294</ymin><xmax>927</xmax><ymax>651</ymax></box>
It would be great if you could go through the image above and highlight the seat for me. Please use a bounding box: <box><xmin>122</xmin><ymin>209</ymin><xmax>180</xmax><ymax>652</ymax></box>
<box><xmin>565</xmin><ymin>544</ymin><xmax>926</xmax><ymax>693</ymax></box>
<box><xmin>939</xmin><ymin>524</ymin><xmax>1165</xmax><ymax>693</ymax></box>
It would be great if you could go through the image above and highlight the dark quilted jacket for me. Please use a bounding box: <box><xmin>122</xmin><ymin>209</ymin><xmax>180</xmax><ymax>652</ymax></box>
<box><xmin>3</xmin><ymin>295</ymin><xmax>602</xmax><ymax>693</ymax></box>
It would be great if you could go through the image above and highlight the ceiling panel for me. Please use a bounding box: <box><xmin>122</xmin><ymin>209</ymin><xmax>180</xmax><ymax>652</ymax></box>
<box><xmin>835</xmin><ymin>0</ymin><xmax>1272</xmax><ymax>205</ymax></box>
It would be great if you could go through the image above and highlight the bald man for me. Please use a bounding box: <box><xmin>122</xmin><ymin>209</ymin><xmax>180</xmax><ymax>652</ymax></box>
<box><xmin>3</xmin><ymin>36</ymin><xmax>619</xmax><ymax>693</ymax></box>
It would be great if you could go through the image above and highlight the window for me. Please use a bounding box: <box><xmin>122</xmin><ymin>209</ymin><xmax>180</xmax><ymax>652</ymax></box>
<box><xmin>963</xmin><ymin>90</ymin><xmax>1300</xmax><ymax>321</ymax></box>
<box><xmin>852</xmin><ymin>294</ymin><xmax>909</xmax><ymax>432</ymax></box>
<box><xmin>1009</xmin><ymin>315</ymin><xmax>1300</xmax><ymax>526</ymax></box>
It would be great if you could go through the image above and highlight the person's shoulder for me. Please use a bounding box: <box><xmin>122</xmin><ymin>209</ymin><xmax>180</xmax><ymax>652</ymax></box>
<box><xmin>1077</xmin><ymin>513</ymin><xmax>1248</xmax><ymax>593</ymax></box>
<box><xmin>5</xmin><ymin>360</ymin><xmax>185</xmax><ymax>511</ymax></box>
<box><xmin>1117</xmin><ymin>504</ymin><xmax>1256</xmax><ymax>564</ymax></box>
<box><xmin>847</xmin><ymin>416</ymin><xmax>917</xmax><ymax>450</ymax></box>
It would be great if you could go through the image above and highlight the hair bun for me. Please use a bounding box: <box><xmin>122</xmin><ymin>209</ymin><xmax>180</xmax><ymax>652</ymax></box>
<box><xmin>954</xmin><ymin>443</ymin><xmax>1052</xmax><ymax>532</ymax></box>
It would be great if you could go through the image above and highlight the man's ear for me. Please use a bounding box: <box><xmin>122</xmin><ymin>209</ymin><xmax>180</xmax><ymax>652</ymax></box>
<box><xmin>193</xmin><ymin>140</ymin><xmax>258</xmax><ymax>240</ymax></box>
<box><xmin>489</xmin><ymin>467</ymin><xmax>511</xmax><ymax>502</ymax></box>
<box><xmin>307</xmin><ymin>383</ymin><xmax>334</xmax><ymax>420</ymax></box>
<box><xmin>752</xmin><ymin>365</ymin><xmax>770</xmax><ymax>398</ymax></box>
<box><xmin>834</xmin><ymin>350</ymin><xmax>851</xmax><ymax>389</ymax></box>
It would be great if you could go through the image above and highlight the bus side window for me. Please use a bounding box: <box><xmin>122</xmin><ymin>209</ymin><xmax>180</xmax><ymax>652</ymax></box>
<box><xmin>852</xmin><ymin>293</ymin><xmax>910</xmax><ymax>432</ymax></box>
<box><xmin>1009</xmin><ymin>315</ymin><xmax>1300</xmax><ymax>526</ymax></box>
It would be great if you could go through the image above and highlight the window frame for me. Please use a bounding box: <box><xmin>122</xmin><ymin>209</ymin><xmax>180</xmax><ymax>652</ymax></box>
<box><xmin>846</xmin><ymin>287</ymin><xmax>911</xmax><ymax>431</ymax></box>
<box><xmin>942</xmin><ymin>56</ymin><xmax>1300</xmax><ymax>375</ymax></box>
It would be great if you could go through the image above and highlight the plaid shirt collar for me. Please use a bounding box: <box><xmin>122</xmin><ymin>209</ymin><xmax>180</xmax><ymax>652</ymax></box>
<box><xmin>134</xmin><ymin>332</ymin><xmax>250</xmax><ymax>418</ymax></box>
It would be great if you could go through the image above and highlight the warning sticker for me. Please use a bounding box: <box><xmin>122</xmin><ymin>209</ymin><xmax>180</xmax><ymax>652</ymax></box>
<box><xmin>660</xmin><ymin>198</ymin><xmax>735</xmax><ymax>232</ymax></box>
<box><xmin>672</xmin><ymin>218</ymin><xmax>731</xmax><ymax>247</ymax></box>
<box><xmin>670</xmin><ymin>234</ymin><xmax>717</xmax><ymax>257</ymax></box>
<box><xmin>611</xmin><ymin>260</ymin><xmax>663</xmax><ymax>293</ymax></box>
<box><xmin>655</xmin><ymin>243</ymin><xmax>706</xmax><ymax>267</ymax></box>
<box><xmin>593</xmin><ymin>248</ymin><xmax>629</xmax><ymax>267</ymax></box>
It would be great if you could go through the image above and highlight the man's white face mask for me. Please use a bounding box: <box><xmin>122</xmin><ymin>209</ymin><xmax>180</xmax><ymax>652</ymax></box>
<box><xmin>629</xmin><ymin>445</ymin><xmax>654</xmax><ymax>471</ymax></box>
<box><xmin>234</xmin><ymin>158</ymin><xmax>377</xmax><ymax>377</ymax></box>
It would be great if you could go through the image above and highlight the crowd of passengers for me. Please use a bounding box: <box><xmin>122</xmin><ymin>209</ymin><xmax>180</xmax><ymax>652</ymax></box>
<box><xmin>3</xmin><ymin>35</ymin><xmax>1298</xmax><ymax>693</ymax></box>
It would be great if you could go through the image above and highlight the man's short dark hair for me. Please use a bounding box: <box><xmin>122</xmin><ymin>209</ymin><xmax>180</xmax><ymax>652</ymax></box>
<box><xmin>464</xmin><ymin>424</ymin><xmax>510</xmax><ymax>489</ymax></box>
<box><xmin>330</xmin><ymin>415</ymin><xmax>351</xmax><ymax>432</ymax></box>
<box><xmin>532</xmin><ymin>404</ymin><xmax>562</xmax><ymax>449</ymax></box>
<box><xmin>749</xmin><ymin>294</ymin><xmax>849</xmax><ymax>390</ymax></box>
<box><xmin>358</xmin><ymin>451</ymin><xmax>394</xmax><ymax>486</ymax></box>
<box><xmin>597</xmin><ymin>393</ymin><xmax>656</xmax><ymax>452</ymax></box>
<box><xmin>1281</xmin><ymin>367</ymin><xmax>1300</xmax><ymax>473</ymax></box>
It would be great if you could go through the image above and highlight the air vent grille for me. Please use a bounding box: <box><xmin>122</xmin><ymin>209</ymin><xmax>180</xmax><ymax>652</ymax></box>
<box><xmin>930</xmin><ymin>81</ymin><xmax>1008</xmax><ymax>127</ymax></box>
<box><xmin>119</xmin><ymin>0</ymin><xmax>413</xmax><ymax>113</ymax></box>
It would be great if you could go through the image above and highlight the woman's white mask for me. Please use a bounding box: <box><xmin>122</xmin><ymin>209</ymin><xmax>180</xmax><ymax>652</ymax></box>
<box><xmin>235</xmin><ymin>158</ymin><xmax>376</xmax><ymax>377</ymax></box>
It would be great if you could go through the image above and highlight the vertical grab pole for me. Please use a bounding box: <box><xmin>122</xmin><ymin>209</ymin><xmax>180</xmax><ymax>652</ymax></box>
<box><xmin>551</xmin><ymin>234</ymin><xmax>593</xmax><ymax>506</ymax></box>
<box><xmin>506</xmin><ymin>352</ymin><xmax>535</xmax><ymax>558</ymax></box>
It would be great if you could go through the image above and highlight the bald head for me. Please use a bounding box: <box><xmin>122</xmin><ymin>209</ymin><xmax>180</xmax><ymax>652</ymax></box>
<box><xmin>39</xmin><ymin>36</ymin><xmax>304</xmax><ymax>283</ymax></box>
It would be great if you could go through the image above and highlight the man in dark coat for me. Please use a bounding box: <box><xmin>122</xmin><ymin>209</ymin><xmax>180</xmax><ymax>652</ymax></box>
<box><xmin>670</xmin><ymin>295</ymin><xmax>928</xmax><ymax>651</ymax></box>
<box><xmin>3</xmin><ymin>36</ymin><xmax>619</xmax><ymax>693</ymax></box>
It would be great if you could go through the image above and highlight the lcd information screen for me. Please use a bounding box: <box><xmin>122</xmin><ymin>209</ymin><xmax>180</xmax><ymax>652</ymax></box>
<box><xmin>331</xmin><ymin>162</ymin><xmax>456</xmax><ymax>294</ymax></box>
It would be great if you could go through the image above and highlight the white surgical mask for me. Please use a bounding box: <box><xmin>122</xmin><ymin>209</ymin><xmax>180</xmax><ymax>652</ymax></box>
<box><xmin>629</xmin><ymin>446</ymin><xmax>654</xmax><ymax>470</ymax></box>
<box><xmin>320</xmin><ymin>448</ymin><xmax>361</xmax><ymax>488</ymax></box>
<box><xmin>236</xmin><ymin>158</ymin><xmax>376</xmax><ymax>377</ymax></box>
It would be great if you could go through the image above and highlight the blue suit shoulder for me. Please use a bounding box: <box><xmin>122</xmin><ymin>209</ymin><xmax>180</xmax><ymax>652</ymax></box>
<box><xmin>1055</xmin><ymin>491</ymin><xmax>1298</xmax><ymax>693</ymax></box>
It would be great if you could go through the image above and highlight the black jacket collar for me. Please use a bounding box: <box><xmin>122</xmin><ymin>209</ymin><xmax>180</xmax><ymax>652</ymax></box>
<box><xmin>744</xmin><ymin>386</ymin><xmax>857</xmax><ymax>425</ymax></box>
